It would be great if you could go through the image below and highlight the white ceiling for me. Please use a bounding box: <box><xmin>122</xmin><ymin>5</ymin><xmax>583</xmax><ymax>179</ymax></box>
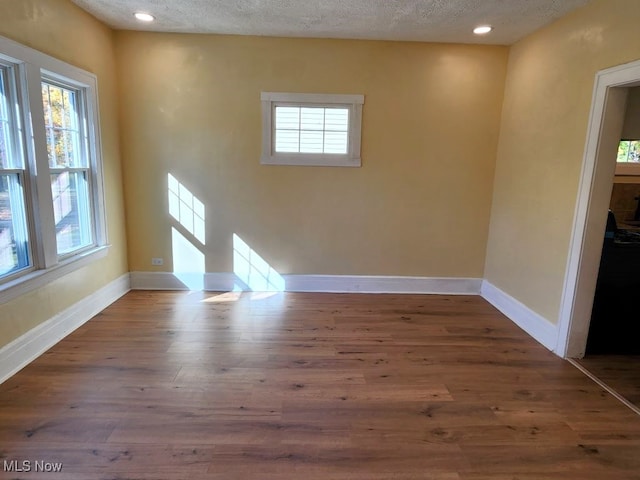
<box><xmin>71</xmin><ymin>0</ymin><xmax>592</xmax><ymax>45</ymax></box>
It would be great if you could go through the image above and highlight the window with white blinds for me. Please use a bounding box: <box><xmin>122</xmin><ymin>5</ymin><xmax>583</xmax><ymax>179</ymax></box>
<box><xmin>261</xmin><ymin>92</ymin><xmax>364</xmax><ymax>167</ymax></box>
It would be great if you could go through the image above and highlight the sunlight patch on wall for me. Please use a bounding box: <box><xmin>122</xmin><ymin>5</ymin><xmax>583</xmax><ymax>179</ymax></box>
<box><xmin>167</xmin><ymin>173</ymin><xmax>206</xmax><ymax>290</ymax></box>
<box><xmin>168</xmin><ymin>173</ymin><xmax>205</xmax><ymax>244</ymax></box>
<box><xmin>172</xmin><ymin>227</ymin><xmax>205</xmax><ymax>290</ymax></box>
<box><xmin>233</xmin><ymin>233</ymin><xmax>284</xmax><ymax>292</ymax></box>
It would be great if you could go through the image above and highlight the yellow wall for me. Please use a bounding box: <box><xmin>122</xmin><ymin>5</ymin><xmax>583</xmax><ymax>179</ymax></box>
<box><xmin>116</xmin><ymin>32</ymin><xmax>508</xmax><ymax>278</ymax></box>
<box><xmin>0</xmin><ymin>0</ymin><xmax>128</xmax><ymax>347</ymax></box>
<box><xmin>484</xmin><ymin>0</ymin><xmax>640</xmax><ymax>322</ymax></box>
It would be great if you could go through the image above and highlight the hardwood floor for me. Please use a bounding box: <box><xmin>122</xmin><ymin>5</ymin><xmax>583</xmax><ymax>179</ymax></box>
<box><xmin>576</xmin><ymin>355</ymin><xmax>640</xmax><ymax>410</ymax></box>
<box><xmin>1</xmin><ymin>291</ymin><xmax>639</xmax><ymax>479</ymax></box>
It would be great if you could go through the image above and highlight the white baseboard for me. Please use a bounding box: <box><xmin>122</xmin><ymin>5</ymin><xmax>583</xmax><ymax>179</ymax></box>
<box><xmin>282</xmin><ymin>275</ymin><xmax>482</xmax><ymax>294</ymax></box>
<box><xmin>129</xmin><ymin>272</ymin><xmax>237</xmax><ymax>291</ymax></box>
<box><xmin>129</xmin><ymin>271</ymin><xmax>483</xmax><ymax>295</ymax></box>
<box><xmin>481</xmin><ymin>280</ymin><xmax>558</xmax><ymax>352</ymax></box>
<box><xmin>0</xmin><ymin>273</ymin><xmax>131</xmax><ymax>384</ymax></box>
<box><xmin>130</xmin><ymin>271</ymin><xmax>198</xmax><ymax>290</ymax></box>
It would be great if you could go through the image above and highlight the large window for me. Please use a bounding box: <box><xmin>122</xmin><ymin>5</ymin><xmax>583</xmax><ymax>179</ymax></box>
<box><xmin>43</xmin><ymin>81</ymin><xmax>93</xmax><ymax>255</ymax></box>
<box><xmin>261</xmin><ymin>92</ymin><xmax>364</xmax><ymax>167</ymax></box>
<box><xmin>0</xmin><ymin>35</ymin><xmax>107</xmax><ymax>299</ymax></box>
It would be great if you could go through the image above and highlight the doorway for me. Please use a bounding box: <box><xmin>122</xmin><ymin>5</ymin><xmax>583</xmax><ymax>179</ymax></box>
<box><xmin>557</xmin><ymin>60</ymin><xmax>640</xmax><ymax>412</ymax></box>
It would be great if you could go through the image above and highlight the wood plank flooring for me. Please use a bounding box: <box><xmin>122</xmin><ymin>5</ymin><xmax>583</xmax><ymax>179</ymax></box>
<box><xmin>576</xmin><ymin>355</ymin><xmax>640</xmax><ymax>410</ymax></box>
<box><xmin>1</xmin><ymin>291</ymin><xmax>639</xmax><ymax>479</ymax></box>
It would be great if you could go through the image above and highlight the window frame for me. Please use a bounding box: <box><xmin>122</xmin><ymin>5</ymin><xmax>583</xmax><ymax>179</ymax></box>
<box><xmin>0</xmin><ymin>60</ymin><xmax>33</xmax><ymax>282</ymax></box>
<box><xmin>42</xmin><ymin>77</ymin><xmax>97</xmax><ymax>259</ymax></box>
<box><xmin>0</xmin><ymin>35</ymin><xmax>108</xmax><ymax>304</ymax></box>
<box><xmin>260</xmin><ymin>92</ymin><xmax>364</xmax><ymax>167</ymax></box>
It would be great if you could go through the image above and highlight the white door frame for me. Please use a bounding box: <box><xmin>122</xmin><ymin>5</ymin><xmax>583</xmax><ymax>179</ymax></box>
<box><xmin>556</xmin><ymin>59</ymin><xmax>640</xmax><ymax>358</ymax></box>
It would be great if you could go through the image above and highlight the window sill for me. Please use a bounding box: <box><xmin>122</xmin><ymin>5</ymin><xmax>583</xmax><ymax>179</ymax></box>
<box><xmin>615</xmin><ymin>163</ymin><xmax>640</xmax><ymax>176</ymax></box>
<box><xmin>260</xmin><ymin>154</ymin><xmax>361</xmax><ymax>167</ymax></box>
<box><xmin>0</xmin><ymin>245</ymin><xmax>110</xmax><ymax>305</ymax></box>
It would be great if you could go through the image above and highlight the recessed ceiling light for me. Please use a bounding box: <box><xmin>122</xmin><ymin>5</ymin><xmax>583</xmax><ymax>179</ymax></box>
<box><xmin>473</xmin><ymin>25</ymin><xmax>493</xmax><ymax>35</ymax></box>
<box><xmin>134</xmin><ymin>12</ymin><xmax>155</xmax><ymax>22</ymax></box>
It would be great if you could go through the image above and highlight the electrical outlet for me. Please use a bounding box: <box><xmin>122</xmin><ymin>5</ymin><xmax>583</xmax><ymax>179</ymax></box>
<box><xmin>151</xmin><ymin>257</ymin><xmax>164</xmax><ymax>266</ymax></box>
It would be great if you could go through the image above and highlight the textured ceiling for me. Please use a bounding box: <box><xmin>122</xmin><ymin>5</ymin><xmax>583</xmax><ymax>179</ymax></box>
<box><xmin>71</xmin><ymin>0</ymin><xmax>591</xmax><ymax>45</ymax></box>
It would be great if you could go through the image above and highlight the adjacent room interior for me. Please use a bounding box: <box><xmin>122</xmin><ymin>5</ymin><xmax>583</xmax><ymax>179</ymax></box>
<box><xmin>1</xmin><ymin>0</ymin><xmax>639</xmax><ymax>477</ymax></box>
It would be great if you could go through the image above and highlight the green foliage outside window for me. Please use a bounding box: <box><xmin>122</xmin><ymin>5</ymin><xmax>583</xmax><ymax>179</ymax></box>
<box><xmin>42</xmin><ymin>83</ymin><xmax>82</xmax><ymax>168</ymax></box>
<box><xmin>617</xmin><ymin>140</ymin><xmax>640</xmax><ymax>163</ymax></box>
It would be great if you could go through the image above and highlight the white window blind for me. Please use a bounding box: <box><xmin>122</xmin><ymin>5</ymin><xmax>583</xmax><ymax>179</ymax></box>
<box><xmin>274</xmin><ymin>106</ymin><xmax>349</xmax><ymax>154</ymax></box>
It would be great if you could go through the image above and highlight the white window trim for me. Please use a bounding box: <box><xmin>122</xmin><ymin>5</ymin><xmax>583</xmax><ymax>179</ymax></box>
<box><xmin>260</xmin><ymin>92</ymin><xmax>364</xmax><ymax>167</ymax></box>
<box><xmin>0</xmin><ymin>35</ymin><xmax>108</xmax><ymax>303</ymax></box>
<box><xmin>0</xmin><ymin>246</ymin><xmax>109</xmax><ymax>304</ymax></box>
